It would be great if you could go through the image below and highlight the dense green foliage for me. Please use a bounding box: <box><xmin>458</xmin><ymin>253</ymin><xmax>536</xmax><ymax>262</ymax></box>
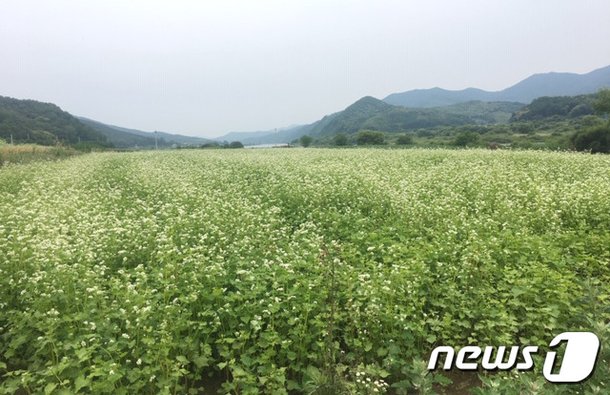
<box><xmin>453</xmin><ymin>131</ymin><xmax>480</xmax><ymax>147</ymax></box>
<box><xmin>571</xmin><ymin>125</ymin><xmax>610</xmax><ymax>153</ymax></box>
<box><xmin>593</xmin><ymin>88</ymin><xmax>610</xmax><ymax>115</ymax></box>
<box><xmin>395</xmin><ymin>134</ymin><xmax>413</xmax><ymax>145</ymax></box>
<box><xmin>1</xmin><ymin>149</ymin><xmax>609</xmax><ymax>394</ymax></box>
<box><xmin>333</xmin><ymin>133</ymin><xmax>349</xmax><ymax>146</ymax></box>
<box><xmin>306</xmin><ymin>97</ymin><xmax>524</xmax><ymax>137</ymax></box>
<box><xmin>569</xmin><ymin>89</ymin><xmax>610</xmax><ymax>153</ymax></box>
<box><xmin>237</xmin><ymin>98</ymin><xmax>525</xmax><ymax>146</ymax></box>
<box><xmin>356</xmin><ymin>130</ymin><xmax>385</xmax><ymax>145</ymax></box>
<box><xmin>305</xmin><ymin>116</ymin><xmax>591</xmax><ymax>151</ymax></box>
<box><xmin>0</xmin><ymin>96</ymin><xmax>109</xmax><ymax>146</ymax></box>
<box><xmin>299</xmin><ymin>135</ymin><xmax>313</xmax><ymax>147</ymax></box>
<box><xmin>511</xmin><ymin>95</ymin><xmax>596</xmax><ymax>121</ymax></box>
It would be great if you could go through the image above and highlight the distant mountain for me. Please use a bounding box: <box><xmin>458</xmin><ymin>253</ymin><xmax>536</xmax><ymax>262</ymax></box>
<box><xmin>215</xmin><ymin>126</ymin><xmax>306</xmax><ymax>146</ymax></box>
<box><xmin>0</xmin><ymin>96</ymin><xmax>108</xmax><ymax>146</ymax></box>
<box><xmin>78</xmin><ymin>117</ymin><xmax>212</xmax><ymax>148</ymax></box>
<box><xmin>384</xmin><ymin>64</ymin><xmax>610</xmax><ymax>107</ymax></box>
<box><xmin>240</xmin><ymin>97</ymin><xmax>525</xmax><ymax>144</ymax></box>
<box><xmin>231</xmin><ymin>65</ymin><xmax>610</xmax><ymax>145</ymax></box>
<box><xmin>216</xmin><ymin>130</ymin><xmax>275</xmax><ymax>143</ymax></box>
<box><xmin>384</xmin><ymin>88</ymin><xmax>495</xmax><ymax>108</ymax></box>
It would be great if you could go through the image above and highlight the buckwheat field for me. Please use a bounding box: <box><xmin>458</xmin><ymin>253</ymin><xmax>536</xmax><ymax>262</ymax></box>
<box><xmin>1</xmin><ymin>149</ymin><xmax>609</xmax><ymax>394</ymax></box>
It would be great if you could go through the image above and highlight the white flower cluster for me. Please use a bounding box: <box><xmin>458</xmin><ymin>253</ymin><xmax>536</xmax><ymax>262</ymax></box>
<box><xmin>355</xmin><ymin>371</ymin><xmax>389</xmax><ymax>393</ymax></box>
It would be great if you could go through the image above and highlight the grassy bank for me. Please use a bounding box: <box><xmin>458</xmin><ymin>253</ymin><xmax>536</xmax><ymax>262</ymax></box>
<box><xmin>0</xmin><ymin>144</ymin><xmax>80</xmax><ymax>167</ymax></box>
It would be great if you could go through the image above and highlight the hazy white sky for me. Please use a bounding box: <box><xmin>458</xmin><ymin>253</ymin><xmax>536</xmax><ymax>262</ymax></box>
<box><xmin>1</xmin><ymin>0</ymin><xmax>609</xmax><ymax>138</ymax></box>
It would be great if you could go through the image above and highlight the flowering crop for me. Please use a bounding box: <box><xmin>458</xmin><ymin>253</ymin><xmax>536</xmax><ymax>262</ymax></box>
<box><xmin>1</xmin><ymin>149</ymin><xmax>609</xmax><ymax>394</ymax></box>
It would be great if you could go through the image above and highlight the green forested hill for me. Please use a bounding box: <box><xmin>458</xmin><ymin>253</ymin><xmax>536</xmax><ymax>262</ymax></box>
<box><xmin>78</xmin><ymin>119</ymin><xmax>212</xmax><ymax>148</ymax></box>
<box><xmin>318</xmin><ymin>98</ymin><xmax>523</xmax><ymax>134</ymax></box>
<box><xmin>0</xmin><ymin>96</ymin><xmax>108</xmax><ymax>146</ymax></box>
<box><xmin>241</xmin><ymin>97</ymin><xmax>525</xmax><ymax>144</ymax></box>
<box><xmin>76</xmin><ymin>118</ymin><xmax>160</xmax><ymax>148</ymax></box>
<box><xmin>510</xmin><ymin>94</ymin><xmax>596</xmax><ymax>121</ymax></box>
<box><xmin>0</xmin><ymin>95</ymin><xmax>212</xmax><ymax>149</ymax></box>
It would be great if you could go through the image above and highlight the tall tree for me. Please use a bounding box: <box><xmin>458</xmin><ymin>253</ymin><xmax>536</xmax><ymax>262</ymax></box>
<box><xmin>594</xmin><ymin>89</ymin><xmax>610</xmax><ymax>117</ymax></box>
<box><xmin>300</xmin><ymin>135</ymin><xmax>313</xmax><ymax>147</ymax></box>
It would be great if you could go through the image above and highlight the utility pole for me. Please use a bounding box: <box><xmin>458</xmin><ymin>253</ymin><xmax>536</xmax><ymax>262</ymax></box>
<box><xmin>10</xmin><ymin>134</ymin><xmax>13</xmax><ymax>145</ymax></box>
<box><xmin>155</xmin><ymin>131</ymin><xmax>158</xmax><ymax>150</ymax></box>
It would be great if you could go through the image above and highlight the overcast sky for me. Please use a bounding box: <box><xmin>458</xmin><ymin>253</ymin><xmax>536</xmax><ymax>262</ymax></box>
<box><xmin>1</xmin><ymin>0</ymin><xmax>609</xmax><ymax>138</ymax></box>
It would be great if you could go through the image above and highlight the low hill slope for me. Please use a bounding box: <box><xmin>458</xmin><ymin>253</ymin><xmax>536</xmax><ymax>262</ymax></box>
<box><xmin>0</xmin><ymin>96</ymin><xmax>107</xmax><ymax>146</ymax></box>
<box><xmin>78</xmin><ymin>118</ymin><xmax>212</xmax><ymax>148</ymax></box>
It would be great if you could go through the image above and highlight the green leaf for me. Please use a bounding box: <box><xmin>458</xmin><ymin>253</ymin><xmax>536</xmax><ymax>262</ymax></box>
<box><xmin>75</xmin><ymin>348</ymin><xmax>89</xmax><ymax>362</ymax></box>
<box><xmin>433</xmin><ymin>373</ymin><xmax>453</xmax><ymax>386</ymax></box>
<box><xmin>44</xmin><ymin>382</ymin><xmax>57</xmax><ymax>395</ymax></box>
<box><xmin>231</xmin><ymin>366</ymin><xmax>247</xmax><ymax>377</ymax></box>
<box><xmin>74</xmin><ymin>375</ymin><xmax>89</xmax><ymax>392</ymax></box>
<box><xmin>193</xmin><ymin>355</ymin><xmax>209</xmax><ymax>368</ymax></box>
<box><xmin>287</xmin><ymin>380</ymin><xmax>301</xmax><ymax>391</ymax></box>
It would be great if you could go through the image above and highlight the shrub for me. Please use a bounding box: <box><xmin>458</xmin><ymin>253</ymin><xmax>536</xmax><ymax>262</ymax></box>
<box><xmin>594</xmin><ymin>88</ymin><xmax>610</xmax><ymax>115</ymax></box>
<box><xmin>300</xmin><ymin>135</ymin><xmax>313</xmax><ymax>147</ymax></box>
<box><xmin>356</xmin><ymin>130</ymin><xmax>384</xmax><ymax>145</ymax></box>
<box><xmin>453</xmin><ymin>131</ymin><xmax>480</xmax><ymax>147</ymax></box>
<box><xmin>333</xmin><ymin>133</ymin><xmax>349</xmax><ymax>146</ymax></box>
<box><xmin>396</xmin><ymin>134</ymin><xmax>413</xmax><ymax>145</ymax></box>
<box><xmin>571</xmin><ymin>125</ymin><xmax>610</xmax><ymax>153</ymax></box>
